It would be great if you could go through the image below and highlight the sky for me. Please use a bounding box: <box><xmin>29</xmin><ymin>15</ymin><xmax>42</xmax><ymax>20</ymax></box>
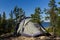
<box><xmin>0</xmin><ymin>0</ymin><xmax>60</xmax><ymax>22</ymax></box>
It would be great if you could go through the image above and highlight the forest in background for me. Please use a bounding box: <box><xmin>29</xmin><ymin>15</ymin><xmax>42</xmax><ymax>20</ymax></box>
<box><xmin>0</xmin><ymin>0</ymin><xmax>60</xmax><ymax>36</ymax></box>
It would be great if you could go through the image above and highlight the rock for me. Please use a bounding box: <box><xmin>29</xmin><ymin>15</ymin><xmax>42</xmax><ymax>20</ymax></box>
<box><xmin>20</xmin><ymin>36</ymin><xmax>36</xmax><ymax>40</ymax></box>
<box><xmin>38</xmin><ymin>36</ymin><xmax>50</xmax><ymax>40</ymax></box>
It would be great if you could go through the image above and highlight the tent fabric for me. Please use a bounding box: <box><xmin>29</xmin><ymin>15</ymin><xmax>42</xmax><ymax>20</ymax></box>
<box><xmin>23</xmin><ymin>22</ymin><xmax>42</xmax><ymax>36</ymax></box>
<box><xmin>16</xmin><ymin>18</ymin><xmax>47</xmax><ymax>37</ymax></box>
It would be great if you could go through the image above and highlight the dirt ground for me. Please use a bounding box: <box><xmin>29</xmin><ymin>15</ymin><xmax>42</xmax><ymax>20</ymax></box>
<box><xmin>1</xmin><ymin>36</ymin><xmax>60</xmax><ymax>40</ymax></box>
<box><xmin>0</xmin><ymin>33</ymin><xmax>60</xmax><ymax>40</ymax></box>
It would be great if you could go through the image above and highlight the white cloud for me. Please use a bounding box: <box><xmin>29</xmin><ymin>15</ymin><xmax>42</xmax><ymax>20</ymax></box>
<box><xmin>44</xmin><ymin>20</ymin><xmax>50</xmax><ymax>22</ymax></box>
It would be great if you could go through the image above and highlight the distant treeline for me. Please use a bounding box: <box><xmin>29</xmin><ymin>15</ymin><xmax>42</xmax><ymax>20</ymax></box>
<box><xmin>0</xmin><ymin>0</ymin><xmax>60</xmax><ymax>36</ymax></box>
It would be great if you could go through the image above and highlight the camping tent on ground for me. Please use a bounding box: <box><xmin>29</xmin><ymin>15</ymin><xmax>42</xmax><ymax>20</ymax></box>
<box><xmin>14</xmin><ymin>17</ymin><xmax>51</xmax><ymax>37</ymax></box>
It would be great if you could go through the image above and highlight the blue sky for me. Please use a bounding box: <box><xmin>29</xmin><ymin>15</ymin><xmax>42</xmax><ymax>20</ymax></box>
<box><xmin>0</xmin><ymin>0</ymin><xmax>60</xmax><ymax>21</ymax></box>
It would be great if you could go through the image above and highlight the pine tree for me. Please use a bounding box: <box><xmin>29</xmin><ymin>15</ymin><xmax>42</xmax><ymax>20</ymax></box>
<box><xmin>13</xmin><ymin>6</ymin><xmax>25</xmax><ymax>23</ymax></box>
<box><xmin>44</xmin><ymin>0</ymin><xmax>57</xmax><ymax>36</ymax></box>
<box><xmin>0</xmin><ymin>14</ymin><xmax>1</xmax><ymax>26</ymax></box>
<box><xmin>31</xmin><ymin>7</ymin><xmax>42</xmax><ymax>24</ymax></box>
<box><xmin>13</xmin><ymin>6</ymin><xmax>19</xmax><ymax>21</ymax></box>
<box><xmin>2</xmin><ymin>12</ymin><xmax>7</xmax><ymax>33</ymax></box>
<box><xmin>9</xmin><ymin>10</ymin><xmax>14</xmax><ymax>32</ymax></box>
<box><xmin>0</xmin><ymin>14</ymin><xmax>2</xmax><ymax>35</ymax></box>
<box><xmin>55</xmin><ymin>7</ymin><xmax>60</xmax><ymax>35</ymax></box>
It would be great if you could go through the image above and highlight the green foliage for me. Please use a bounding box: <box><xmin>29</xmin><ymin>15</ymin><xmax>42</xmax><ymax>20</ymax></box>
<box><xmin>56</xmin><ymin>16</ymin><xmax>60</xmax><ymax>35</ymax></box>
<box><xmin>46</xmin><ymin>27</ymin><xmax>53</xmax><ymax>32</ymax></box>
<box><xmin>13</xmin><ymin>6</ymin><xmax>25</xmax><ymax>23</ymax></box>
<box><xmin>0</xmin><ymin>6</ymin><xmax>26</xmax><ymax>35</ymax></box>
<box><xmin>58</xmin><ymin>2</ymin><xmax>60</xmax><ymax>4</ymax></box>
<box><xmin>0</xmin><ymin>14</ymin><xmax>2</xmax><ymax>35</ymax></box>
<box><xmin>9</xmin><ymin>10</ymin><xmax>13</xmax><ymax>19</ymax></box>
<box><xmin>48</xmin><ymin>0</ymin><xmax>56</xmax><ymax>7</ymax></box>
<box><xmin>31</xmin><ymin>7</ymin><xmax>42</xmax><ymax>24</ymax></box>
<box><xmin>13</xmin><ymin>6</ymin><xmax>19</xmax><ymax>19</ymax></box>
<box><xmin>44</xmin><ymin>0</ymin><xmax>60</xmax><ymax>36</ymax></box>
<box><xmin>45</xmin><ymin>0</ymin><xmax>60</xmax><ymax>36</ymax></box>
<box><xmin>0</xmin><ymin>14</ymin><xmax>1</xmax><ymax>25</ymax></box>
<box><xmin>8</xmin><ymin>10</ymin><xmax>15</xmax><ymax>32</ymax></box>
<box><xmin>1</xmin><ymin>12</ymin><xmax>7</xmax><ymax>34</ymax></box>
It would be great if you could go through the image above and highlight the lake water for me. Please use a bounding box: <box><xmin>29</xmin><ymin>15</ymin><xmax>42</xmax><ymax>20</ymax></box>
<box><xmin>41</xmin><ymin>22</ymin><xmax>50</xmax><ymax>28</ymax></box>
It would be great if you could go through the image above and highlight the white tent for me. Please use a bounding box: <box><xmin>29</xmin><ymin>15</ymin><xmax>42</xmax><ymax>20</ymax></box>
<box><xmin>15</xmin><ymin>17</ymin><xmax>50</xmax><ymax>37</ymax></box>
